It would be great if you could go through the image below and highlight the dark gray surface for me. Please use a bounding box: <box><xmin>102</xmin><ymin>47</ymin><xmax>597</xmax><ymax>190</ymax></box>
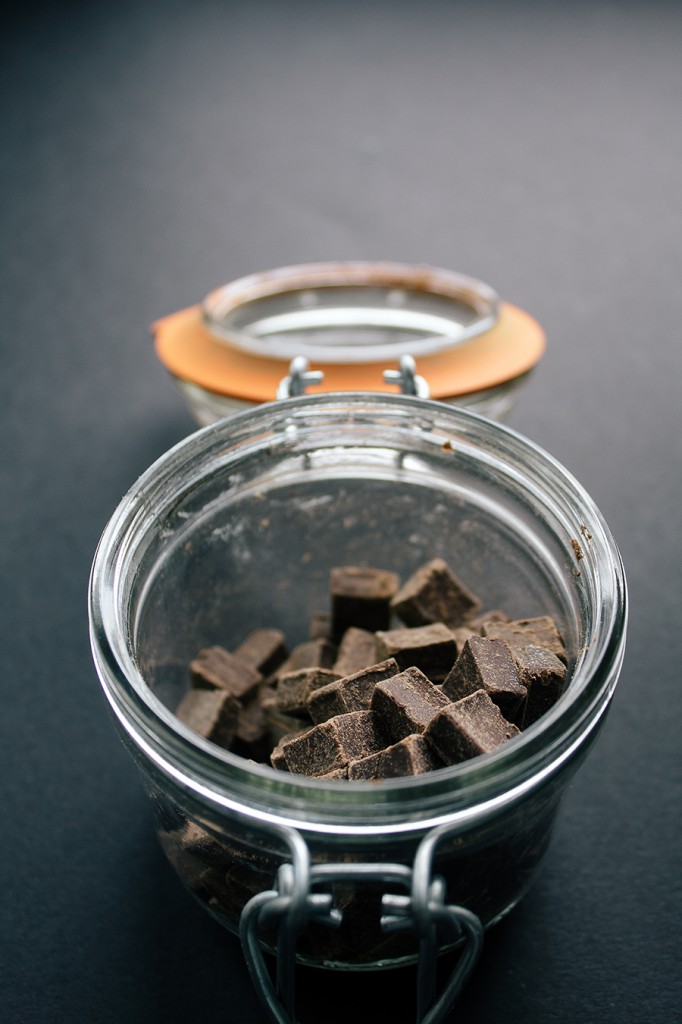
<box><xmin>1</xmin><ymin>2</ymin><xmax>680</xmax><ymax>1022</ymax></box>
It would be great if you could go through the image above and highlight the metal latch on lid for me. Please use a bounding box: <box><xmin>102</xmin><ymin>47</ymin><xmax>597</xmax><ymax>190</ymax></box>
<box><xmin>276</xmin><ymin>355</ymin><xmax>430</xmax><ymax>400</ymax></box>
<box><xmin>240</xmin><ymin>822</ymin><xmax>484</xmax><ymax>1024</ymax></box>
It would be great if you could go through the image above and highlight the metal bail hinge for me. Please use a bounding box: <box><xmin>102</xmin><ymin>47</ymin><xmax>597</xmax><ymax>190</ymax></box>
<box><xmin>276</xmin><ymin>354</ymin><xmax>430</xmax><ymax>401</ymax></box>
<box><xmin>276</xmin><ymin>356</ymin><xmax>325</xmax><ymax>399</ymax></box>
<box><xmin>383</xmin><ymin>354</ymin><xmax>430</xmax><ymax>398</ymax></box>
<box><xmin>239</xmin><ymin>823</ymin><xmax>483</xmax><ymax>1024</ymax></box>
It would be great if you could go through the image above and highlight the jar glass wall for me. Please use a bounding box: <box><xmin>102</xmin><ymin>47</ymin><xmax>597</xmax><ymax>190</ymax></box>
<box><xmin>89</xmin><ymin>394</ymin><xmax>626</xmax><ymax>972</ymax></box>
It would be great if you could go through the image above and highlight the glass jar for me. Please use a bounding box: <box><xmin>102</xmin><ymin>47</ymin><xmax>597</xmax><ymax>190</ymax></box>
<box><xmin>88</xmin><ymin>393</ymin><xmax>626</xmax><ymax>1023</ymax></box>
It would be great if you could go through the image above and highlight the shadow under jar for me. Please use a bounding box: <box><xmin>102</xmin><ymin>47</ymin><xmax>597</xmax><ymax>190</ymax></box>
<box><xmin>88</xmin><ymin>393</ymin><xmax>626</xmax><ymax>1021</ymax></box>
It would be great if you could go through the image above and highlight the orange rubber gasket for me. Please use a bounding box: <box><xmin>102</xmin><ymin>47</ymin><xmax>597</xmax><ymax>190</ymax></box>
<box><xmin>152</xmin><ymin>301</ymin><xmax>545</xmax><ymax>402</ymax></box>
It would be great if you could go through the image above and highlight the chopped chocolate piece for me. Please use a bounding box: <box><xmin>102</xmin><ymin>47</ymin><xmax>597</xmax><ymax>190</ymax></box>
<box><xmin>273</xmin><ymin>638</ymin><xmax>337</xmax><ymax>679</ymax></box>
<box><xmin>390</xmin><ymin>557</ymin><xmax>481</xmax><ymax>629</ymax></box>
<box><xmin>375</xmin><ymin>622</ymin><xmax>457</xmax><ymax>682</ymax></box>
<box><xmin>270</xmin><ymin>724</ymin><xmax>313</xmax><ymax>770</ymax></box>
<box><xmin>158</xmin><ymin>831</ymin><xmax>218</xmax><ymax>895</ymax></box>
<box><xmin>203</xmin><ymin>865</ymin><xmax>251</xmax><ymax>916</ymax></box>
<box><xmin>333</xmin><ymin>627</ymin><xmax>379</xmax><ymax>677</ymax></box>
<box><xmin>311</xmin><ymin>885</ymin><xmax>392</xmax><ymax>963</ymax></box>
<box><xmin>452</xmin><ymin>626</ymin><xmax>479</xmax><ymax>655</ymax></box>
<box><xmin>262</xmin><ymin>689</ymin><xmax>315</xmax><ymax>744</ymax></box>
<box><xmin>270</xmin><ymin>741</ymin><xmax>289</xmax><ymax>771</ymax></box>
<box><xmin>330</xmin><ymin>566</ymin><xmax>400</xmax><ymax>636</ymax></box>
<box><xmin>513</xmin><ymin>644</ymin><xmax>567</xmax><ymax>727</ymax></box>
<box><xmin>231</xmin><ymin>688</ymin><xmax>271</xmax><ymax>761</ymax></box>
<box><xmin>348</xmin><ymin>734</ymin><xmax>443</xmax><ymax>779</ymax></box>
<box><xmin>269</xmin><ymin>739</ymin><xmax>289</xmax><ymax>770</ymax></box>
<box><xmin>309</xmin><ymin>611</ymin><xmax>332</xmax><ymax>640</ymax></box>
<box><xmin>275</xmin><ymin>667</ymin><xmax>341</xmax><ymax>716</ymax></box>
<box><xmin>275</xmin><ymin>711</ymin><xmax>387</xmax><ymax>777</ymax></box>
<box><xmin>482</xmin><ymin>616</ymin><xmax>566</xmax><ymax>663</ymax></box>
<box><xmin>175</xmin><ymin>821</ymin><xmax>232</xmax><ymax>868</ymax></box>
<box><xmin>181</xmin><ymin>556</ymin><xmax>570</xmax><ymax>783</ymax></box>
<box><xmin>318</xmin><ymin>766</ymin><xmax>349</xmax><ymax>780</ymax></box>
<box><xmin>442</xmin><ymin>636</ymin><xmax>528</xmax><ymax>726</ymax></box>
<box><xmin>233</xmin><ymin>628</ymin><xmax>287</xmax><ymax>676</ymax></box>
<box><xmin>175</xmin><ymin>688</ymin><xmax>240</xmax><ymax>748</ymax></box>
<box><xmin>190</xmin><ymin>645</ymin><xmax>262</xmax><ymax>701</ymax></box>
<box><xmin>424</xmin><ymin>690</ymin><xmax>521</xmax><ymax>764</ymax></box>
<box><xmin>307</xmin><ymin>658</ymin><xmax>401</xmax><ymax>723</ymax></box>
<box><xmin>371</xmin><ymin>667</ymin><xmax>452</xmax><ymax>742</ymax></box>
<box><xmin>469</xmin><ymin>609</ymin><xmax>510</xmax><ymax>630</ymax></box>
<box><xmin>450</xmin><ymin>611</ymin><xmax>509</xmax><ymax>653</ymax></box>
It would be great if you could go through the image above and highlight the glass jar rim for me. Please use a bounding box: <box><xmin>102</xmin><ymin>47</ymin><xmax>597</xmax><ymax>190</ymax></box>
<box><xmin>89</xmin><ymin>394</ymin><xmax>627</xmax><ymax>837</ymax></box>
<box><xmin>202</xmin><ymin>260</ymin><xmax>499</xmax><ymax>364</ymax></box>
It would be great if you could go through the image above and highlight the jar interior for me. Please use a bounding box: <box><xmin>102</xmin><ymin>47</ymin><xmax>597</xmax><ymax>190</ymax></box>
<box><xmin>131</xmin><ymin>406</ymin><xmax>585</xmax><ymax>721</ymax></box>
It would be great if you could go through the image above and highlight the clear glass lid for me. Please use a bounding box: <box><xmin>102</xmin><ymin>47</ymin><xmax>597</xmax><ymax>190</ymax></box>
<box><xmin>202</xmin><ymin>261</ymin><xmax>499</xmax><ymax>364</ymax></box>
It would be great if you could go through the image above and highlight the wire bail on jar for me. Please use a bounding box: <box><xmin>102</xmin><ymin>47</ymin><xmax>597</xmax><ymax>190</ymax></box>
<box><xmin>276</xmin><ymin>354</ymin><xmax>430</xmax><ymax>401</ymax></box>
<box><xmin>240</xmin><ymin>822</ymin><xmax>484</xmax><ymax>1024</ymax></box>
<box><xmin>276</xmin><ymin>357</ymin><xmax>325</xmax><ymax>400</ymax></box>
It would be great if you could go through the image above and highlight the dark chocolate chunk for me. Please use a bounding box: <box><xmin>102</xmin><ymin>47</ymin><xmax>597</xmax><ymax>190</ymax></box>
<box><xmin>330</xmin><ymin>566</ymin><xmax>400</xmax><ymax>636</ymax></box>
<box><xmin>272</xmin><ymin>638</ymin><xmax>337</xmax><ymax>679</ymax></box>
<box><xmin>269</xmin><ymin>740</ymin><xmax>290</xmax><ymax>770</ymax></box>
<box><xmin>204</xmin><ymin>865</ymin><xmax>253</xmax><ymax>917</ymax></box>
<box><xmin>270</xmin><ymin>723</ymin><xmax>314</xmax><ymax>770</ymax></box>
<box><xmin>157</xmin><ymin>823</ymin><xmax>280</xmax><ymax>928</ymax></box>
<box><xmin>262</xmin><ymin>687</ymin><xmax>315</xmax><ymax>745</ymax></box>
<box><xmin>469</xmin><ymin>609</ymin><xmax>510</xmax><ymax>630</ymax></box>
<box><xmin>205</xmin><ymin>848</ymin><xmax>280</xmax><ymax>921</ymax></box>
<box><xmin>370</xmin><ymin>666</ymin><xmax>452</xmax><ymax>742</ymax></box>
<box><xmin>390</xmin><ymin>557</ymin><xmax>481</xmax><ymax>629</ymax></box>
<box><xmin>442</xmin><ymin>636</ymin><xmax>528</xmax><ymax>726</ymax></box>
<box><xmin>513</xmin><ymin>644</ymin><xmax>567</xmax><ymax>727</ymax></box>
<box><xmin>275</xmin><ymin>667</ymin><xmax>341</xmax><ymax>716</ymax></box>
<box><xmin>269</xmin><ymin>738</ymin><xmax>290</xmax><ymax>771</ymax></box>
<box><xmin>482</xmin><ymin>616</ymin><xmax>566</xmax><ymax>663</ymax></box>
<box><xmin>375</xmin><ymin>622</ymin><xmax>457</xmax><ymax>682</ymax></box>
<box><xmin>157</xmin><ymin>829</ymin><xmax>212</xmax><ymax>893</ymax></box>
<box><xmin>332</xmin><ymin>627</ymin><xmax>379</xmax><ymax>677</ymax></box>
<box><xmin>274</xmin><ymin>711</ymin><xmax>387</xmax><ymax>777</ymax></box>
<box><xmin>231</xmin><ymin>687</ymin><xmax>272</xmax><ymax>761</ymax></box>
<box><xmin>317</xmin><ymin>765</ymin><xmax>349</xmax><ymax>780</ymax></box>
<box><xmin>309</xmin><ymin>611</ymin><xmax>332</xmax><ymax>640</ymax></box>
<box><xmin>306</xmin><ymin>884</ymin><xmax>395</xmax><ymax>964</ymax></box>
<box><xmin>307</xmin><ymin>658</ymin><xmax>401</xmax><ymax>723</ymax></box>
<box><xmin>182</xmin><ymin>561</ymin><xmax>570</xmax><ymax>782</ymax></box>
<box><xmin>348</xmin><ymin>734</ymin><xmax>443</xmax><ymax>779</ymax></box>
<box><xmin>190</xmin><ymin>645</ymin><xmax>262</xmax><ymax>701</ymax></box>
<box><xmin>452</xmin><ymin>626</ymin><xmax>479</xmax><ymax>655</ymax></box>
<box><xmin>424</xmin><ymin>690</ymin><xmax>521</xmax><ymax>764</ymax></box>
<box><xmin>175</xmin><ymin>688</ymin><xmax>240</xmax><ymax>748</ymax></box>
<box><xmin>450</xmin><ymin>611</ymin><xmax>509</xmax><ymax>654</ymax></box>
<box><xmin>174</xmin><ymin>821</ymin><xmax>232</xmax><ymax>868</ymax></box>
<box><xmin>233</xmin><ymin>628</ymin><xmax>287</xmax><ymax>677</ymax></box>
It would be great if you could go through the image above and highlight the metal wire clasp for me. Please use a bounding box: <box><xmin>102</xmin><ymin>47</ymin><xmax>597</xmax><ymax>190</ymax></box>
<box><xmin>276</xmin><ymin>357</ymin><xmax>325</xmax><ymax>399</ymax></box>
<box><xmin>383</xmin><ymin>354</ymin><xmax>430</xmax><ymax>398</ymax></box>
<box><xmin>240</xmin><ymin>822</ymin><xmax>483</xmax><ymax>1024</ymax></box>
<box><xmin>276</xmin><ymin>355</ymin><xmax>430</xmax><ymax>400</ymax></box>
